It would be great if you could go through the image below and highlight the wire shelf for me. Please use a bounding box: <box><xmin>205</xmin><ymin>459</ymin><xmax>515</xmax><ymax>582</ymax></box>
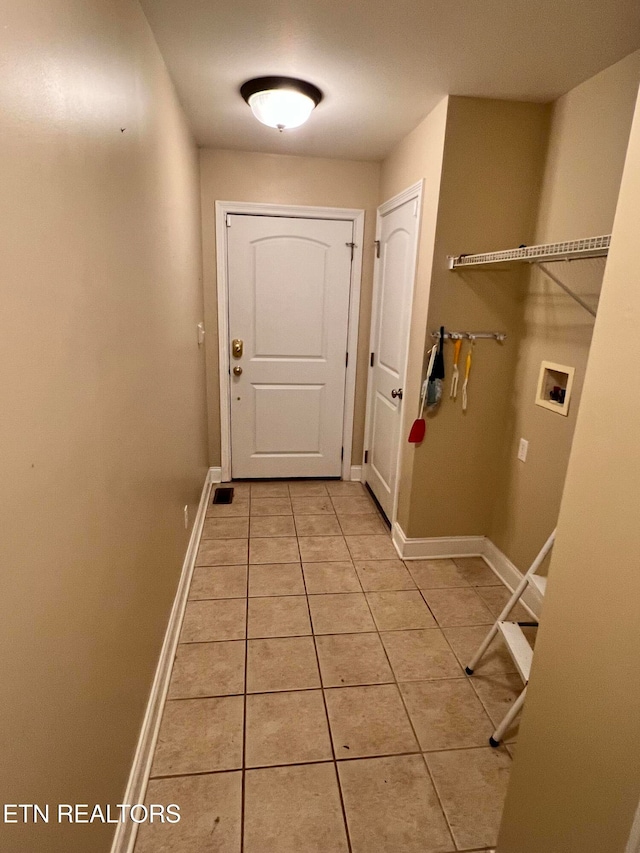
<box><xmin>448</xmin><ymin>235</ymin><xmax>610</xmax><ymax>269</ymax></box>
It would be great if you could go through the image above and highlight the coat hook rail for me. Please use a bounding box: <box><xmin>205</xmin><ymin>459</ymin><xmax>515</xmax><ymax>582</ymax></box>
<box><xmin>430</xmin><ymin>331</ymin><xmax>507</xmax><ymax>342</ymax></box>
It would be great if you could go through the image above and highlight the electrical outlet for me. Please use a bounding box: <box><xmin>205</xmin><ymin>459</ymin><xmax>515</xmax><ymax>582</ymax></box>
<box><xmin>518</xmin><ymin>438</ymin><xmax>529</xmax><ymax>462</ymax></box>
<box><xmin>183</xmin><ymin>505</ymin><xmax>189</xmax><ymax>529</ymax></box>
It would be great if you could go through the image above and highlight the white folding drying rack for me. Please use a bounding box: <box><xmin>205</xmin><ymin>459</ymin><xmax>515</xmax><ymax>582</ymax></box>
<box><xmin>465</xmin><ymin>529</ymin><xmax>556</xmax><ymax>746</ymax></box>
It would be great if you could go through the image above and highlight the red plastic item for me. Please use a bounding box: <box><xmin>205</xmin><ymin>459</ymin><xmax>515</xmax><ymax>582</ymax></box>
<box><xmin>408</xmin><ymin>417</ymin><xmax>425</xmax><ymax>443</ymax></box>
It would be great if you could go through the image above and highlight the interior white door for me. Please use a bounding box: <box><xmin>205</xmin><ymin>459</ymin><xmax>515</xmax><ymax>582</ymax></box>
<box><xmin>227</xmin><ymin>214</ymin><xmax>353</xmax><ymax>479</ymax></box>
<box><xmin>364</xmin><ymin>188</ymin><xmax>421</xmax><ymax>519</ymax></box>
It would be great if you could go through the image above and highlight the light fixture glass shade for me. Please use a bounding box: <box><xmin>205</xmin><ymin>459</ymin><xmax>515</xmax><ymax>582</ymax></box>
<box><xmin>241</xmin><ymin>77</ymin><xmax>322</xmax><ymax>132</ymax></box>
<box><xmin>247</xmin><ymin>88</ymin><xmax>316</xmax><ymax>130</ymax></box>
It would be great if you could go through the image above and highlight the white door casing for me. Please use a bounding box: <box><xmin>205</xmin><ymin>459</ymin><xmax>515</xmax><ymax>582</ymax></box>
<box><xmin>219</xmin><ymin>207</ymin><xmax>362</xmax><ymax>479</ymax></box>
<box><xmin>217</xmin><ymin>203</ymin><xmax>364</xmax><ymax>482</ymax></box>
<box><xmin>364</xmin><ymin>182</ymin><xmax>423</xmax><ymax>520</ymax></box>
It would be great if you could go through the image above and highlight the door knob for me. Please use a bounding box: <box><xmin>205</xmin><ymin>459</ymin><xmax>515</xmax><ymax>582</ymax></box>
<box><xmin>233</xmin><ymin>366</ymin><xmax>243</xmax><ymax>376</ymax></box>
<box><xmin>232</xmin><ymin>339</ymin><xmax>243</xmax><ymax>358</ymax></box>
<box><xmin>391</xmin><ymin>388</ymin><xmax>403</xmax><ymax>399</ymax></box>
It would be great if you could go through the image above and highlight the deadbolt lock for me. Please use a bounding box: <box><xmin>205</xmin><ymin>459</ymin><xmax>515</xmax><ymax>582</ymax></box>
<box><xmin>233</xmin><ymin>366</ymin><xmax>243</xmax><ymax>376</ymax></box>
<box><xmin>232</xmin><ymin>339</ymin><xmax>243</xmax><ymax>358</ymax></box>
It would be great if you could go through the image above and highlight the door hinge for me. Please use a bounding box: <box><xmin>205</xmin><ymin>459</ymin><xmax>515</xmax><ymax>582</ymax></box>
<box><xmin>364</xmin><ymin>450</ymin><xmax>369</xmax><ymax>463</ymax></box>
<box><xmin>370</xmin><ymin>352</ymin><xmax>374</xmax><ymax>367</ymax></box>
<box><xmin>374</xmin><ymin>240</ymin><xmax>380</xmax><ymax>258</ymax></box>
<box><xmin>346</xmin><ymin>242</ymin><xmax>355</xmax><ymax>261</ymax></box>
<box><xmin>225</xmin><ymin>213</ymin><xmax>231</xmax><ymax>227</ymax></box>
<box><xmin>345</xmin><ymin>352</ymin><xmax>349</xmax><ymax>367</ymax></box>
<box><xmin>341</xmin><ymin>447</ymin><xmax>344</xmax><ymax>460</ymax></box>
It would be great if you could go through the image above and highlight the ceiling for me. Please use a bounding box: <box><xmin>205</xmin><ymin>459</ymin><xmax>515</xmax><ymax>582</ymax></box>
<box><xmin>140</xmin><ymin>0</ymin><xmax>640</xmax><ymax>161</ymax></box>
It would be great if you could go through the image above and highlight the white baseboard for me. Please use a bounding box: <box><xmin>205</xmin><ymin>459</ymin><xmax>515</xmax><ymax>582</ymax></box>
<box><xmin>350</xmin><ymin>466</ymin><xmax>362</xmax><ymax>482</ymax></box>
<box><xmin>392</xmin><ymin>522</ymin><xmax>485</xmax><ymax>560</ymax></box>
<box><xmin>209</xmin><ymin>466</ymin><xmax>222</xmax><ymax>484</ymax></box>
<box><xmin>482</xmin><ymin>538</ymin><xmax>541</xmax><ymax>619</ymax></box>
<box><xmin>391</xmin><ymin>523</ymin><xmax>540</xmax><ymax>619</ymax></box>
<box><xmin>110</xmin><ymin>469</ymin><xmax>213</xmax><ymax>853</ymax></box>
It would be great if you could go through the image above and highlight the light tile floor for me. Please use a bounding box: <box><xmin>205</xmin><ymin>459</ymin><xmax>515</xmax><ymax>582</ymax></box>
<box><xmin>135</xmin><ymin>480</ymin><xmax>529</xmax><ymax>853</ymax></box>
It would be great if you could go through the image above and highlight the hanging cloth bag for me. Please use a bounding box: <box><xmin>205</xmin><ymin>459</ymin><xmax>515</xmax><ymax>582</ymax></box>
<box><xmin>426</xmin><ymin>326</ymin><xmax>446</xmax><ymax>411</ymax></box>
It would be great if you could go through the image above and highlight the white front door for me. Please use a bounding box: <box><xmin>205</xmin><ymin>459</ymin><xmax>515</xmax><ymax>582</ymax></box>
<box><xmin>227</xmin><ymin>214</ymin><xmax>353</xmax><ymax>479</ymax></box>
<box><xmin>364</xmin><ymin>185</ymin><xmax>422</xmax><ymax>519</ymax></box>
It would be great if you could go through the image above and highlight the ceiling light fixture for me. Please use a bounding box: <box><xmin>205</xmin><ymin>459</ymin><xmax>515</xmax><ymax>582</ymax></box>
<box><xmin>240</xmin><ymin>76</ymin><xmax>323</xmax><ymax>132</ymax></box>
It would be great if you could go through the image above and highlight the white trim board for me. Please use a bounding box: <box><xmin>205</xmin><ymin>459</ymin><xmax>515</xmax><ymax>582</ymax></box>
<box><xmin>392</xmin><ymin>523</ymin><xmax>541</xmax><ymax>619</ymax></box>
<box><xmin>392</xmin><ymin>523</ymin><xmax>485</xmax><ymax>560</ymax></box>
<box><xmin>215</xmin><ymin>200</ymin><xmax>365</xmax><ymax>483</ymax></box>
<box><xmin>110</xmin><ymin>469</ymin><xmax>214</xmax><ymax>853</ymax></box>
<box><xmin>482</xmin><ymin>538</ymin><xmax>541</xmax><ymax>619</ymax></box>
<box><xmin>350</xmin><ymin>465</ymin><xmax>362</xmax><ymax>482</ymax></box>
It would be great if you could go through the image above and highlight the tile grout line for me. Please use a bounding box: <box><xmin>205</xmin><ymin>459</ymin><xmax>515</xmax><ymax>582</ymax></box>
<box><xmin>239</xmin><ymin>494</ymin><xmax>251</xmax><ymax>853</ymax></box>
<box><xmin>363</xmin><ymin>519</ymin><xmax>511</xmax><ymax>846</ymax></box>
<box><xmin>422</xmin><ymin>754</ymin><xmax>458</xmax><ymax>850</ymax></box>
<box><xmin>400</xmin><ymin>557</ymin><xmax>516</xmax><ymax>846</ymax></box>
<box><xmin>467</xmin><ymin>675</ymin><xmax>519</xmax><ymax>745</ymax></box>
<box><xmin>183</xmin><ymin>595</ymin><xmax>494</xmax><ymax>627</ymax></box>
<box><xmin>177</xmin><ymin>623</ymin><xmax>500</xmax><ymax>645</ymax></box>
<box><xmin>148</xmin><ymin>737</ymin><xmax>513</xmax><ymax>783</ymax></box>
<box><xmin>357</xmin><ymin>582</ymin><xmax>458</xmax><ymax>850</ymax></box>
<box><xmin>401</xmin><ymin>559</ymin><xmax>515</xmax><ymax>847</ymax></box>
<box><xmin>410</xmin><ymin>561</ymin><xmax>511</xmax><ymax>744</ymax></box>
<box><xmin>410</xmin><ymin>560</ymin><xmax>521</xmax><ymax>750</ymax></box>
<box><xmin>200</xmin><ymin>485</ymin><xmax>513</xmax><ymax>850</ymax></box>
<box><xmin>300</xmin><ymin>548</ymin><xmax>354</xmax><ymax>853</ymax></box>
<box><xmin>166</xmin><ymin>675</ymin><xmax>513</xmax><ymax>704</ymax></box>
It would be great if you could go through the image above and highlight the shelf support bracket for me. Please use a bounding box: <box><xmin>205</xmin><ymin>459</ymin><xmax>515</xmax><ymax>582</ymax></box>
<box><xmin>536</xmin><ymin>262</ymin><xmax>597</xmax><ymax>319</ymax></box>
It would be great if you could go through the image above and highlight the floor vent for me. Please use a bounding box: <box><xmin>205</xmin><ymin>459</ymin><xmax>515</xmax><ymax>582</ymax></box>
<box><xmin>212</xmin><ymin>487</ymin><xmax>234</xmax><ymax>505</ymax></box>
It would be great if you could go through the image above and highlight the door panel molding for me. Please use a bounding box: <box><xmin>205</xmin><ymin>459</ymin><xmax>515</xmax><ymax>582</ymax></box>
<box><xmin>363</xmin><ymin>180</ymin><xmax>424</xmax><ymax>522</ymax></box>
<box><xmin>215</xmin><ymin>201</ymin><xmax>365</xmax><ymax>481</ymax></box>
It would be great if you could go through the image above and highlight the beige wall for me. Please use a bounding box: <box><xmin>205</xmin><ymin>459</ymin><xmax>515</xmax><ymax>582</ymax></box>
<box><xmin>490</xmin><ymin>50</ymin><xmax>640</xmax><ymax>569</ymax></box>
<box><xmin>0</xmin><ymin>2</ymin><xmax>208</xmax><ymax>852</ymax></box>
<box><xmin>382</xmin><ymin>54</ymin><xmax>640</xmax><ymax>549</ymax></box>
<box><xmin>199</xmin><ymin>149</ymin><xmax>381</xmax><ymax>467</ymax></box>
<box><xmin>386</xmin><ymin>98</ymin><xmax>549</xmax><ymax>537</ymax></box>
<box><xmin>497</xmin><ymin>83</ymin><xmax>640</xmax><ymax>853</ymax></box>
<box><xmin>379</xmin><ymin>98</ymin><xmax>449</xmax><ymax>527</ymax></box>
